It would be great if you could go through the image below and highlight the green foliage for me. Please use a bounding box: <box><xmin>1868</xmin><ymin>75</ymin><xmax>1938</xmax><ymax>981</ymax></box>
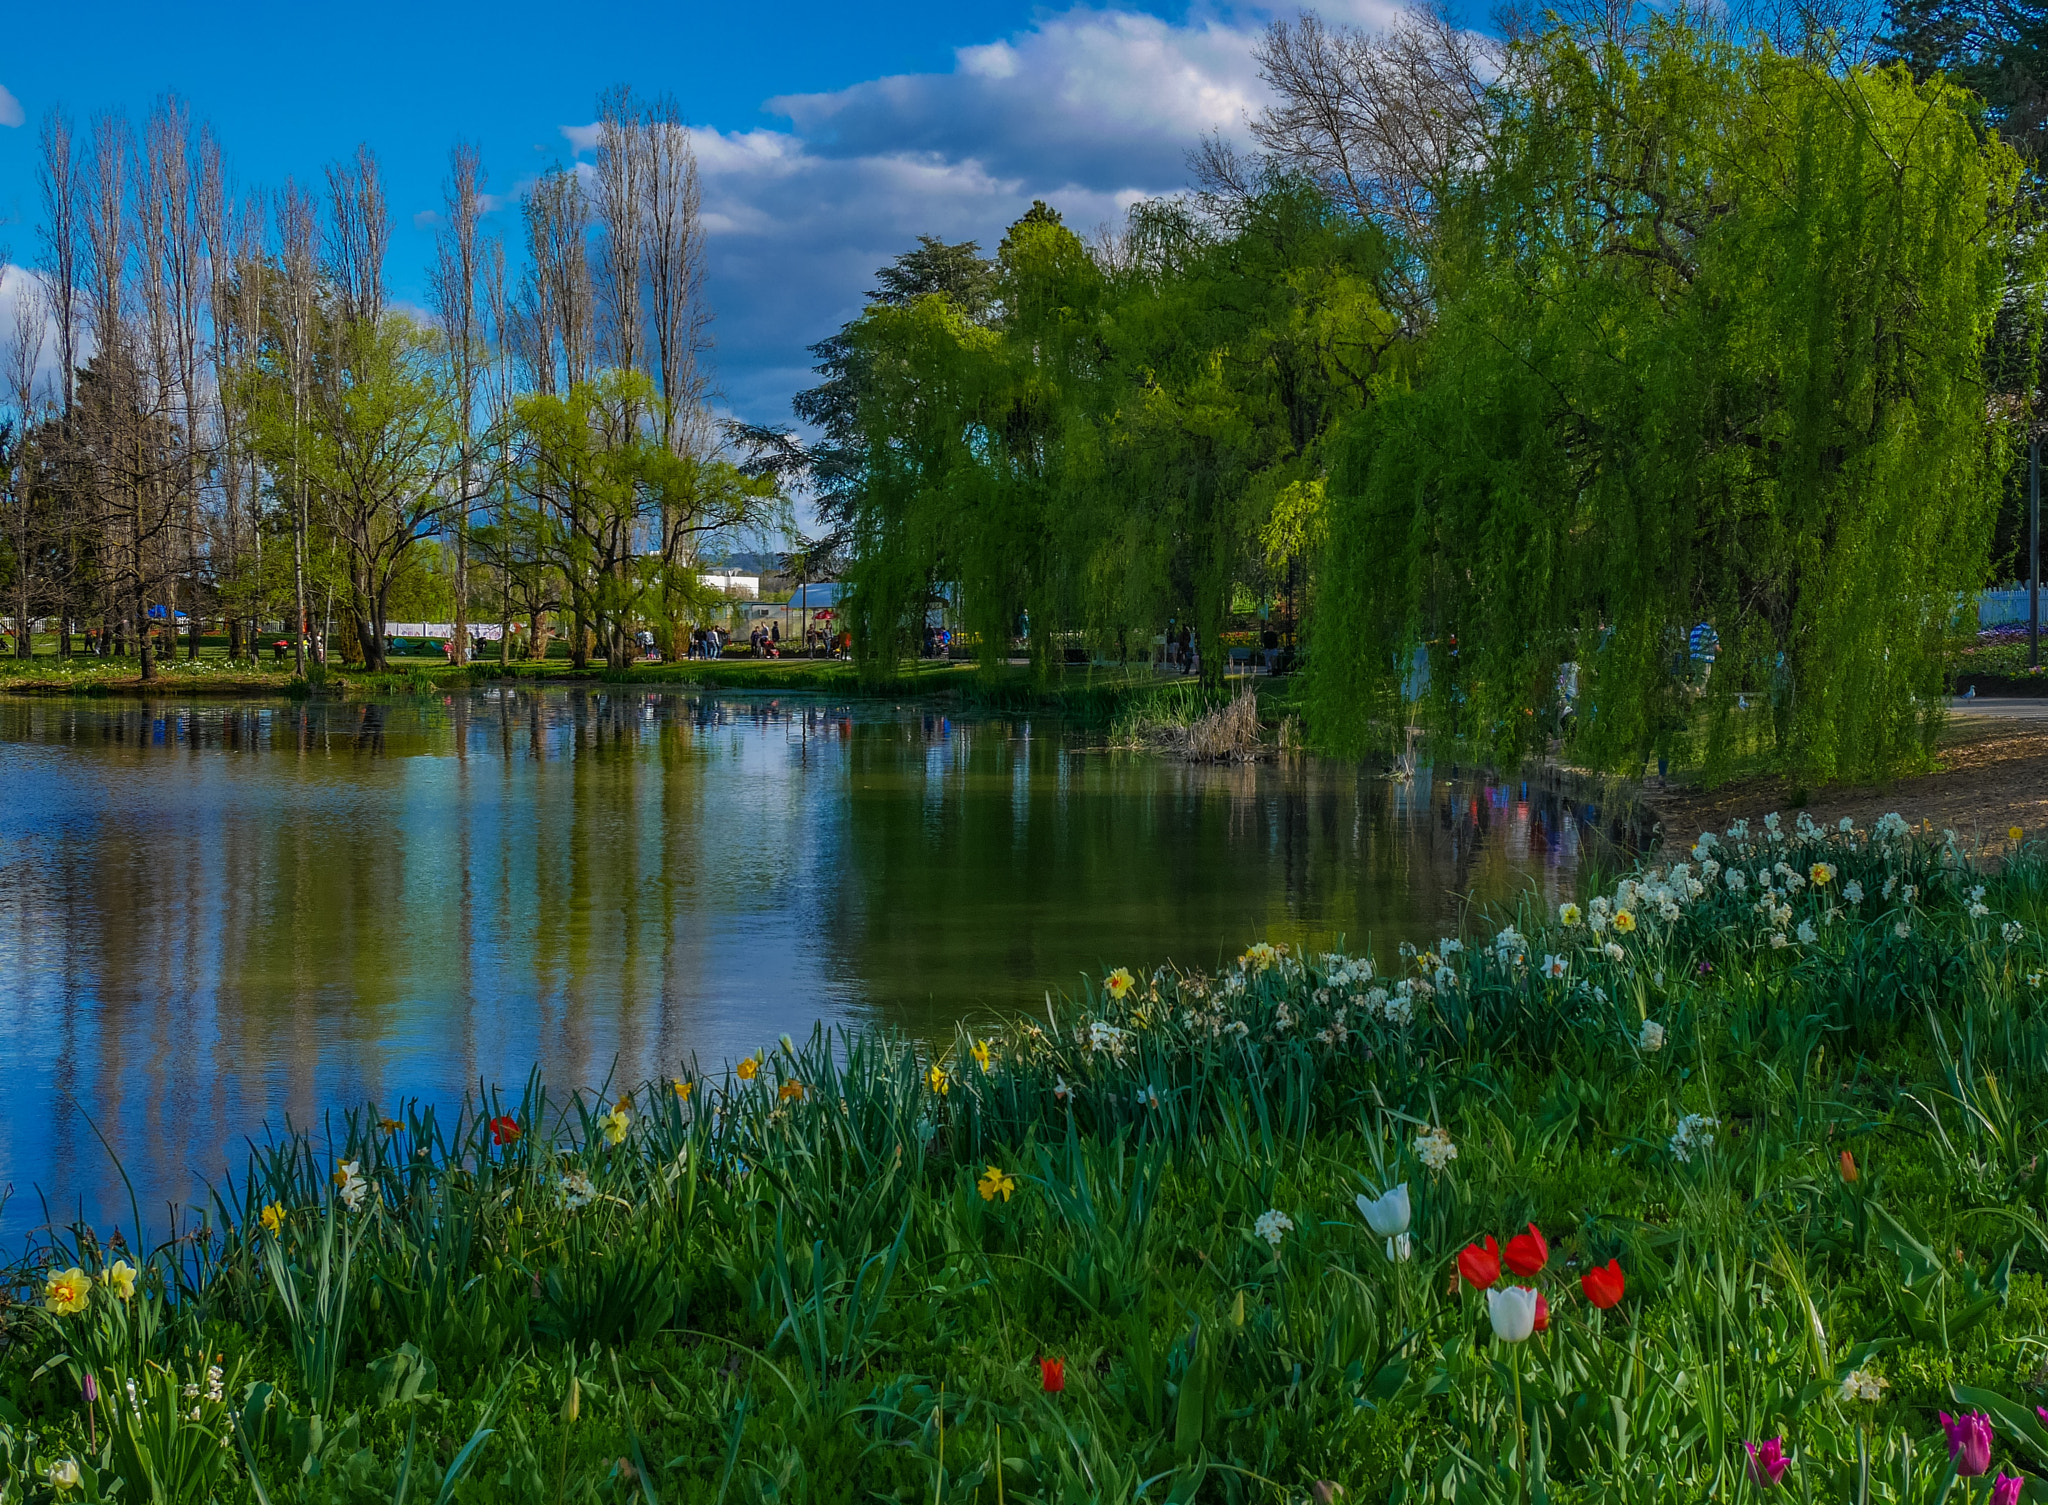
<box><xmin>6</xmin><ymin>820</ymin><xmax>2048</xmax><ymax>1499</ymax></box>
<box><xmin>501</xmin><ymin>370</ymin><xmax>778</xmax><ymax>672</ymax></box>
<box><xmin>1311</xmin><ymin>14</ymin><xmax>2038</xmax><ymax>783</ymax></box>
<box><xmin>832</xmin><ymin>184</ymin><xmax>1401</xmax><ymax>688</ymax></box>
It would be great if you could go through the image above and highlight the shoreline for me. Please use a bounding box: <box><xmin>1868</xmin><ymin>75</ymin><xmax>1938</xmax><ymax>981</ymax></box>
<box><xmin>5</xmin><ymin>828</ymin><xmax>2041</xmax><ymax>1500</ymax></box>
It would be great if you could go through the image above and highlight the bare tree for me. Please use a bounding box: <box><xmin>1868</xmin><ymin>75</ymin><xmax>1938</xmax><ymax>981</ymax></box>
<box><xmin>484</xmin><ymin>234</ymin><xmax>515</xmax><ymax>668</ymax></box>
<box><xmin>592</xmin><ymin>87</ymin><xmax>645</xmax><ymax>393</ymax></box>
<box><xmin>5</xmin><ymin>270</ymin><xmax>49</xmax><ymax>659</ymax></box>
<box><xmin>38</xmin><ymin>110</ymin><xmax>82</xmax><ymax>419</ymax></box>
<box><xmin>325</xmin><ymin>146</ymin><xmax>388</xmax><ymax>333</ymax></box>
<box><xmin>199</xmin><ymin>134</ymin><xmax>255</xmax><ymax>659</ymax></box>
<box><xmin>432</xmin><ymin>141</ymin><xmax>486</xmax><ymax>667</ymax></box>
<box><xmin>518</xmin><ymin>167</ymin><xmax>595</xmax><ymax>394</ymax></box>
<box><xmin>36</xmin><ymin>111</ymin><xmax>83</xmax><ymax>656</ymax></box>
<box><xmin>277</xmin><ymin>181</ymin><xmax>318</xmax><ymax>675</ymax></box>
<box><xmin>1248</xmin><ymin>3</ymin><xmax>1501</xmax><ymax>306</ymax></box>
<box><xmin>140</xmin><ymin>97</ymin><xmax>211</xmax><ymax>660</ymax></box>
<box><xmin>82</xmin><ymin>114</ymin><xmax>130</xmax><ymax>378</ymax></box>
<box><xmin>642</xmin><ymin>93</ymin><xmax>711</xmax><ymax>460</ymax></box>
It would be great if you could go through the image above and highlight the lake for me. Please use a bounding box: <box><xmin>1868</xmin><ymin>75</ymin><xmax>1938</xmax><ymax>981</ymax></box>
<box><xmin>0</xmin><ymin>687</ymin><xmax>1632</xmax><ymax>1243</ymax></box>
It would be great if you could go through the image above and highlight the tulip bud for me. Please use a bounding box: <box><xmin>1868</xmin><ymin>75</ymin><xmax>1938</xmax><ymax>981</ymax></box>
<box><xmin>1457</xmin><ymin>1236</ymin><xmax>1501</xmax><ymax>1289</ymax></box>
<box><xmin>1505</xmin><ymin>1223</ymin><xmax>1549</xmax><ymax>1277</ymax></box>
<box><xmin>1941</xmin><ymin>1412</ymin><xmax>1992</xmax><ymax>1476</ymax></box>
<box><xmin>1839</xmin><ymin>1150</ymin><xmax>1858</xmax><ymax>1183</ymax></box>
<box><xmin>562</xmin><ymin>1375</ymin><xmax>580</xmax><ymax>1425</ymax></box>
<box><xmin>1580</xmin><ymin>1258</ymin><xmax>1625</xmax><ymax>1309</ymax></box>
<box><xmin>1746</xmin><ymin>1439</ymin><xmax>1789</xmax><ymax>1487</ymax></box>
<box><xmin>1356</xmin><ymin>1183</ymin><xmax>1411</xmax><ymax>1239</ymax></box>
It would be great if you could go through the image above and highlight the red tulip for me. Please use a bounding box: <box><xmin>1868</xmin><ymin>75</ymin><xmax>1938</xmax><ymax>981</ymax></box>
<box><xmin>1581</xmin><ymin>1259</ymin><xmax>1625</xmax><ymax>1309</ymax></box>
<box><xmin>1839</xmin><ymin>1150</ymin><xmax>1859</xmax><ymax>1183</ymax></box>
<box><xmin>1039</xmin><ymin>1357</ymin><xmax>1065</xmax><ymax>1394</ymax></box>
<box><xmin>1505</xmin><ymin>1223</ymin><xmax>1549</xmax><ymax>1277</ymax></box>
<box><xmin>489</xmin><ymin>1114</ymin><xmax>521</xmax><ymax>1146</ymax></box>
<box><xmin>1457</xmin><ymin>1236</ymin><xmax>1501</xmax><ymax>1289</ymax></box>
<box><xmin>1533</xmin><ymin>1292</ymin><xmax>1550</xmax><ymax>1333</ymax></box>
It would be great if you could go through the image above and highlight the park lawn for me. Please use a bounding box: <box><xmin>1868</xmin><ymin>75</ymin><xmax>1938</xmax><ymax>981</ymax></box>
<box><xmin>3</xmin><ymin>819</ymin><xmax>2047</xmax><ymax>1501</ymax></box>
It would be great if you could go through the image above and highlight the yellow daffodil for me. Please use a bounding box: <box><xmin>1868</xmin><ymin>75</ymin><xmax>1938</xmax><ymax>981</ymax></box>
<box><xmin>977</xmin><ymin>1164</ymin><xmax>1016</xmax><ymax>1203</ymax></box>
<box><xmin>971</xmin><ymin>1038</ymin><xmax>992</xmax><ymax>1073</ymax></box>
<box><xmin>1104</xmin><ymin>968</ymin><xmax>1136</xmax><ymax>1000</ymax></box>
<box><xmin>1559</xmin><ymin>903</ymin><xmax>1582</xmax><ymax>927</ymax></box>
<box><xmin>778</xmin><ymin>1080</ymin><xmax>806</xmax><ymax>1102</ymax></box>
<box><xmin>673</xmin><ymin>1079</ymin><xmax>693</xmax><ymax>1100</ymax></box>
<box><xmin>1612</xmin><ymin>910</ymin><xmax>1637</xmax><ymax>934</ymax></box>
<box><xmin>2010</xmin><ymin>826</ymin><xmax>2025</xmax><ymax>844</ymax></box>
<box><xmin>1809</xmin><ymin>862</ymin><xmax>1835</xmax><ymax>886</ymax></box>
<box><xmin>927</xmin><ymin>1063</ymin><xmax>950</xmax><ymax>1096</ymax></box>
<box><xmin>377</xmin><ymin>1117</ymin><xmax>402</xmax><ymax>1134</ymax></box>
<box><xmin>736</xmin><ymin>1056</ymin><xmax>761</xmax><ymax>1082</ymax></box>
<box><xmin>598</xmin><ymin>1107</ymin><xmax>630</xmax><ymax>1145</ymax></box>
<box><xmin>103</xmin><ymin>1259</ymin><xmax>137</xmax><ymax>1301</ymax></box>
<box><xmin>260</xmin><ymin>1202</ymin><xmax>285</xmax><ymax>1236</ymax></box>
<box><xmin>44</xmin><ymin>1267</ymin><xmax>91</xmax><ymax>1315</ymax></box>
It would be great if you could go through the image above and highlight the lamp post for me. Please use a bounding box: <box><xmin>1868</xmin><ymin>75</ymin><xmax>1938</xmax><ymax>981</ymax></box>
<box><xmin>2032</xmin><ymin>431</ymin><xmax>2041</xmax><ymax>670</ymax></box>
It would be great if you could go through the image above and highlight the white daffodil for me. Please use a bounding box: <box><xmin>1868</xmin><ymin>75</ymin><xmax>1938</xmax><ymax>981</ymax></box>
<box><xmin>1253</xmin><ymin>1209</ymin><xmax>1294</xmax><ymax>1248</ymax></box>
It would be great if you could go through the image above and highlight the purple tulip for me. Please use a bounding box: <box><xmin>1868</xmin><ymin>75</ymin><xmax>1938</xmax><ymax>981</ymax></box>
<box><xmin>81</xmin><ymin>1372</ymin><xmax>97</xmax><ymax>1405</ymax></box>
<box><xmin>1941</xmin><ymin>1411</ymin><xmax>1994</xmax><ymax>1476</ymax></box>
<box><xmin>1990</xmin><ymin>1475</ymin><xmax>2022</xmax><ymax>1505</ymax></box>
<box><xmin>1745</xmin><ymin>1438</ymin><xmax>1789</xmax><ymax>1487</ymax></box>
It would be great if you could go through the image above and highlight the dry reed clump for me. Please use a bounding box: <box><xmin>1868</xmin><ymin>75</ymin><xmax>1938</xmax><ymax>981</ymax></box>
<box><xmin>1180</xmin><ymin>685</ymin><xmax>1264</xmax><ymax>760</ymax></box>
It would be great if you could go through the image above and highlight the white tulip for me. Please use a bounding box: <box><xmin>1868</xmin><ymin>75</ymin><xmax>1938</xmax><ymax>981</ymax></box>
<box><xmin>1356</xmin><ymin>1182</ymin><xmax>1411</xmax><ymax>1238</ymax></box>
<box><xmin>1386</xmin><ymin>1232</ymin><xmax>1414</xmax><ymax>1262</ymax></box>
<box><xmin>1487</xmin><ymin>1285</ymin><xmax>1541</xmax><ymax>1343</ymax></box>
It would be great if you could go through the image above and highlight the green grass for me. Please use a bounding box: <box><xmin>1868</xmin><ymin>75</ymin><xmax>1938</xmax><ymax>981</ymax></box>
<box><xmin>5</xmin><ymin>821</ymin><xmax>2048</xmax><ymax>1501</ymax></box>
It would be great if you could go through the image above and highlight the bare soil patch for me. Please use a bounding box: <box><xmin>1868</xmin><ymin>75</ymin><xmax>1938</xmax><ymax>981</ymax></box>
<box><xmin>1643</xmin><ymin>710</ymin><xmax>2048</xmax><ymax>860</ymax></box>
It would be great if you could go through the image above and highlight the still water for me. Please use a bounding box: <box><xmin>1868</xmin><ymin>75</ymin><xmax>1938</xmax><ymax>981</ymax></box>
<box><xmin>0</xmin><ymin>688</ymin><xmax>1630</xmax><ymax>1242</ymax></box>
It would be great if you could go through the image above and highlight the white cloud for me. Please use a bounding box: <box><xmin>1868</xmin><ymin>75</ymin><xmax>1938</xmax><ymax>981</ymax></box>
<box><xmin>0</xmin><ymin>265</ymin><xmax>82</xmax><ymax>412</ymax></box>
<box><xmin>763</xmin><ymin>9</ymin><xmax>1269</xmax><ymax>190</ymax></box>
<box><xmin>544</xmin><ymin>1</ymin><xmax>1422</xmax><ymax>432</ymax></box>
<box><xmin>607</xmin><ymin>3</ymin><xmax>1315</xmax><ymax>426</ymax></box>
<box><xmin>0</xmin><ymin>85</ymin><xmax>23</xmax><ymax>130</ymax></box>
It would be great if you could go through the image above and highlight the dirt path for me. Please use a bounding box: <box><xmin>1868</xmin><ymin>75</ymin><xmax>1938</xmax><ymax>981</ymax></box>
<box><xmin>1643</xmin><ymin>701</ymin><xmax>2048</xmax><ymax>859</ymax></box>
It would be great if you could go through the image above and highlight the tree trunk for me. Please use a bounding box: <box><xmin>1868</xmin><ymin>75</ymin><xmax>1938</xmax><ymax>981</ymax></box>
<box><xmin>137</xmin><ymin>590</ymin><xmax>155</xmax><ymax>681</ymax></box>
<box><xmin>355</xmin><ymin>611</ymin><xmax>385</xmax><ymax>672</ymax></box>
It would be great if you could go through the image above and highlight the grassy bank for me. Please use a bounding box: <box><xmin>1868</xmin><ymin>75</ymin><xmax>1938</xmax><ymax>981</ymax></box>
<box><xmin>4</xmin><ymin>820</ymin><xmax>2048</xmax><ymax>1500</ymax></box>
<box><xmin>0</xmin><ymin>652</ymin><xmax>1267</xmax><ymax>728</ymax></box>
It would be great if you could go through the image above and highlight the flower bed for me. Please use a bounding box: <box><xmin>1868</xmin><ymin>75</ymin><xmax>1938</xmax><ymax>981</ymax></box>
<box><xmin>4</xmin><ymin>817</ymin><xmax>2047</xmax><ymax>1500</ymax></box>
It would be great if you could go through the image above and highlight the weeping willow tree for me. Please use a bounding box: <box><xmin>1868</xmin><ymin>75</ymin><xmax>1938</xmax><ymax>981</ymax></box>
<box><xmin>1310</xmin><ymin>12</ymin><xmax>2038</xmax><ymax>783</ymax></box>
<box><xmin>836</xmin><ymin>190</ymin><xmax>1402</xmax><ymax>685</ymax></box>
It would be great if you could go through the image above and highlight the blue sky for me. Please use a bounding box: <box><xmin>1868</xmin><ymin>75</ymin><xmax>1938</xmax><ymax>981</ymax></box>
<box><xmin>0</xmin><ymin>0</ymin><xmax>1397</xmax><ymax>429</ymax></box>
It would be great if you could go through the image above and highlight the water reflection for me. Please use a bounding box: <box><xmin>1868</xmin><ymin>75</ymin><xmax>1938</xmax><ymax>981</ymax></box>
<box><xmin>0</xmin><ymin>689</ymin><xmax>1631</xmax><ymax>1240</ymax></box>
